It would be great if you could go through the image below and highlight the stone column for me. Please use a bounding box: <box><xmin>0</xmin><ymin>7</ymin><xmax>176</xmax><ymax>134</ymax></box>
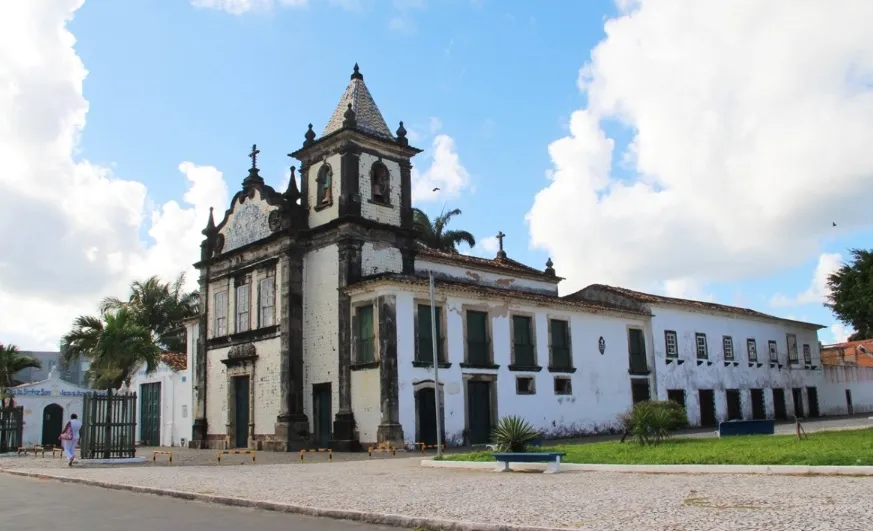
<box><xmin>274</xmin><ymin>245</ymin><xmax>309</xmax><ymax>451</ymax></box>
<box><xmin>191</xmin><ymin>267</ymin><xmax>209</xmax><ymax>448</ymax></box>
<box><xmin>331</xmin><ymin>238</ymin><xmax>362</xmax><ymax>451</ymax></box>
<box><xmin>399</xmin><ymin>159</ymin><xmax>413</xmax><ymax>229</ymax></box>
<box><xmin>376</xmin><ymin>295</ymin><xmax>403</xmax><ymax>445</ymax></box>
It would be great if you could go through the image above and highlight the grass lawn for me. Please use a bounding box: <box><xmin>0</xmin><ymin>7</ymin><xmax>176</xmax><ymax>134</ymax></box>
<box><xmin>441</xmin><ymin>428</ymin><xmax>873</xmax><ymax>466</ymax></box>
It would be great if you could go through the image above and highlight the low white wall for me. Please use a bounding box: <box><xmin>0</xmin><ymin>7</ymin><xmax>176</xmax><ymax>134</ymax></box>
<box><xmin>819</xmin><ymin>365</ymin><xmax>873</xmax><ymax>416</ymax></box>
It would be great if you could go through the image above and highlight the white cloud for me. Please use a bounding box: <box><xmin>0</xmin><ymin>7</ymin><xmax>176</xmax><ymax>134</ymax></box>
<box><xmin>770</xmin><ymin>252</ymin><xmax>843</xmax><ymax>308</ymax></box>
<box><xmin>388</xmin><ymin>16</ymin><xmax>415</xmax><ymax>33</ymax></box>
<box><xmin>411</xmin><ymin>134</ymin><xmax>472</xmax><ymax>203</ymax></box>
<box><xmin>0</xmin><ymin>1</ymin><xmax>231</xmax><ymax>350</ymax></box>
<box><xmin>479</xmin><ymin>235</ymin><xmax>499</xmax><ymax>255</ymax></box>
<box><xmin>428</xmin><ymin>117</ymin><xmax>443</xmax><ymax>134</ymax></box>
<box><xmin>526</xmin><ymin>0</ymin><xmax>873</xmax><ymax>296</ymax></box>
<box><xmin>190</xmin><ymin>0</ymin><xmax>308</xmax><ymax>15</ymax></box>
<box><xmin>827</xmin><ymin>323</ymin><xmax>854</xmax><ymax>344</ymax></box>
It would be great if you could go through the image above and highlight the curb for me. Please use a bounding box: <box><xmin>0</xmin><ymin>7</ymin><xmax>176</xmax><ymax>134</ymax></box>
<box><xmin>0</xmin><ymin>469</ymin><xmax>568</xmax><ymax>531</ymax></box>
<box><xmin>421</xmin><ymin>459</ymin><xmax>873</xmax><ymax>476</ymax></box>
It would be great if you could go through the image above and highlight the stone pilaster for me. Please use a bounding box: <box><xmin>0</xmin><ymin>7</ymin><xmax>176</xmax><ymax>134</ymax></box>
<box><xmin>376</xmin><ymin>295</ymin><xmax>403</xmax><ymax>445</ymax></box>
<box><xmin>273</xmin><ymin>245</ymin><xmax>309</xmax><ymax>451</ymax></box>
<box><xmin>298</xmin><ymin>161</ymin><xmax>309</xmax><ymax>212</ymax></box>
<box><xmin>191</xmin><ymin>267</ymin><xmax>209</xmax><ymax>448</ymax></box>
<box><xmin>338</xmin><ymin>143</ymin><xmax>361</xmax><ymax>218</ymax></box>
<box><xmin>331</xmin><ymin>238</ymin><xmax>362</xmax><ymax>451</ymax></box>
<box><xmin>399</xmin><ymin>159</ymin><xmax>412</xmax><ymax>229</ymax></box>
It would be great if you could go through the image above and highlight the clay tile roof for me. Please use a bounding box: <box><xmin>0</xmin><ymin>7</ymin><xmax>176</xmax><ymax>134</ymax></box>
<box><xmin>567</xmin><ymin>284</ymin><xmax>824</xmax><ymax>329</ymax></box>
<box><xmin>161</xmin><ymin>352</ymin><xmax>187</xmax><ymax>371</ymax></box>
<box><xmin>416</xmin><ymin>248</ymin><xmax>561</xmax><ymax>282</ymax></box>
<box><xmin>322</xmin><ymin>69</ymin><xmax>393</xmax><ymax>141</ymax></box>
<box><xmin>821</xmin><ymin>339</ymin><xmax>873</xmax><ymax>368</ymax></box>
<box><xmin>346</xmin><ymin>274</ymin><xmax>649</xmax><ymax>317</ymax></box>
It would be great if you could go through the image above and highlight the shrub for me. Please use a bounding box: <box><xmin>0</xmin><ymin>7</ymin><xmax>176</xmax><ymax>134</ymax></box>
<box><xmin>619</xmin><ymin>400</ymin><xmax>689</xmax><ymax>446</ymax></box>
<box><xmin>491</xmin><ymin>415</ymin><xmax>539</xmax><ymax>452</ymax></box>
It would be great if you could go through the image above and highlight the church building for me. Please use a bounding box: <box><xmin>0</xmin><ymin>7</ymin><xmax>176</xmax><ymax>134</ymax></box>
<box><xmin>189</xmin><ymin>65</ymin><xmax>831</xmax><ymax>452</ymax></box>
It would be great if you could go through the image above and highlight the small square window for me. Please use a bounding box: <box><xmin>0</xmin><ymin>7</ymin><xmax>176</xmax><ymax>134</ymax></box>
<box><xmin>747</xmin><ymin>338</ymin><xmax>758</xmax><ymax>362</ymax></box>
<box><xmin>516</xmin><ymin>376</ymin><xmax>535</xmax><ymax>395</ymax></box>
<box><xmin>695</xmin><ymin>333</ymin><xmax>708</xmax><ymax>359</ymax></box>
<box><xmin>554</xmin><ymin>377</ymin><xmax>572</xmax><ymax>395</ymax></box>
<box><xmin>664</xmin><ymin>330</ymin><xmax>678</xmax><ymax>358</ymax></box>
<box><xmin>723</xmin><ymin>336</ymin><xmax>734</xmax><ymax>361</ymax></box>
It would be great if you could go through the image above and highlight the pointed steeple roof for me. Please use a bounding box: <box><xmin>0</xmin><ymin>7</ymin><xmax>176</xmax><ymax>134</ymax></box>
<box><xmin>321</xmin><ymin>63</ymin><xmax>393</xmax><ymax>140</ymax></box>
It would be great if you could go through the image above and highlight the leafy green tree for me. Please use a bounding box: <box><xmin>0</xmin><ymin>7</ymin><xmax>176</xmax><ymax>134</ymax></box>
<box><xmin>412</xmin><ymin>207</ymin><xmax>476</xmax><ymax>253</ymax></box>
<box><xmin>826</xmin><ymin>249</ymin><xmax>873</xmax><ymax>341</ymax></box>
<box><xmin>99</xmin><ymin>273</ymin><xmax>198</xmax><ymax>353</ymax></box>
<box><xmin>60</xmin><ymin>308</ymin><xmax>160</xmax><ymax>390</ymax></box>
<box><xmin>0</xmin><ymin>343</ymin><xmax>42</xmax><ymax>407</ymax></box>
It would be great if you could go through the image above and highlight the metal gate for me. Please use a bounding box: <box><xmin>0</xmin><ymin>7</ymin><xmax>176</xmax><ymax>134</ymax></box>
<box><xmin>0</xmin><ymin>406</ymin><xmax>23</xmax><ymax>453</ymax></box>
<box><xmin>81</xmin><ymin>390</ymin><xmax>137</xmax><ymax>459</ymax></box>
<box><xmin>139</xmin><ymin>382</ymin><xmax>161</xmax><ymax>446</ymax></box>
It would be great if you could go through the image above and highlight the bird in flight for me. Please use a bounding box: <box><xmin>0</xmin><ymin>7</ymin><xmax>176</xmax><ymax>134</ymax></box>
<box><xmin>833</xmin><ymin>222</ymin><xmax>837</xmax><ymax>227</ymax></box>
<box><xmin>433</xmin><ymin>187</ymin><xmax>440</xmax><ymax>192</ymax></box>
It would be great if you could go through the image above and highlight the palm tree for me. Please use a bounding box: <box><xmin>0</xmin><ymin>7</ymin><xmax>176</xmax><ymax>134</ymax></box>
<box><xmin>99</xmin><ymin>273</ymin><xmax>198</xmax><ymax>354</ymax></box>
<box><xmin>413</xmin><ymin>207</ymin><xmax>476</xmax><ymax>253</ymax></box>
<box><xmin>60</xmin><ymin>308</ymin><xmax>160</xmax><ymax>390</ymax></box>
<box><xmin>0</xmin><ymin>343</ymin><xmax>42</xmax><ymax>407</ymax></box>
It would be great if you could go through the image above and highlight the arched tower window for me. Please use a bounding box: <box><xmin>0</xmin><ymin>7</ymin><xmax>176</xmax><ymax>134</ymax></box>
<box><xmin>370</xmin><ymin>162</ymin><xmax>390</xmax><ymax>204</ymax></box>
<box><xmin>316</xmin><ymin>164</ymin><xmax>333</xmax><ymax>205</ymax></box>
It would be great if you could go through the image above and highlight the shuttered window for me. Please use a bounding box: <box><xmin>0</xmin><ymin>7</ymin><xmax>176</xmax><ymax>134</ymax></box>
<box><xmin>417</xmin><ymin>305</ymin><xmax>443</xmax><ymax>362</ymax></box>
<box><xmin>466</xmin><ymin>310</ymin><xmax>489</xmax><ymax>365</ymax></box>
<box><xmin>512</xmin><ymin>315</ymin><xmax>535</xmax><ymax>366</ymax></box>
<box><xmin>550</xmin><ymin>319</ymin><xmax>571</xmax><ymax>369</ymax></box>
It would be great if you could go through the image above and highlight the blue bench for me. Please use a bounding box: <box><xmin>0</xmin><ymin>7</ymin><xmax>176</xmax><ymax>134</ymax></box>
<box><xmin>717</xmin><ymin>419</ymin><xmax>775</xmax><ymax>437</ymax></box>
<box><xmin>493</xmin><ymin>452</ymin><xmax>567</xmax><ymax>474</ymax></box>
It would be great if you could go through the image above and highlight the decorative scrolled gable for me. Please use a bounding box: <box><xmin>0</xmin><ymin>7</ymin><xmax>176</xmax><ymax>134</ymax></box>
<box><xmin>219</xmin><ymin>191</ymin><xmax>278</xmax><ymax>254</ymax></box>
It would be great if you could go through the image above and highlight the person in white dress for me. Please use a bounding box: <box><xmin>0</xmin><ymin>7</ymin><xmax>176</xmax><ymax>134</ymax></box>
<box><xmin>59</xmin><ymin>413</ymin><xmax>82</xmax><ymax>466</ymax></box>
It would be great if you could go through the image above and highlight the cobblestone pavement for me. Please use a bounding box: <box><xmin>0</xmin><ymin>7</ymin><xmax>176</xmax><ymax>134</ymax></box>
<box><xmin>3</xmin><ymin>455</ymin><xmax>872</xmax><ymax>530</ymax></box>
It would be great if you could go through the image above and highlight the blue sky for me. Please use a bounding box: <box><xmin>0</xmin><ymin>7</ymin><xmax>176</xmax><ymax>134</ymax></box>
<box><xmin>3</xmin><ymin>0</ymin><xmax>870</xmax><ymax>349</ymax></box>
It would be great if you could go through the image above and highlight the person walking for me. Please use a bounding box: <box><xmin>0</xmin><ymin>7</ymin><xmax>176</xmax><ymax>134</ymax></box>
<box><xmin>59</xmin><ymin>413</ymin><xmax>82</xmax><ymax>466</ymax></box>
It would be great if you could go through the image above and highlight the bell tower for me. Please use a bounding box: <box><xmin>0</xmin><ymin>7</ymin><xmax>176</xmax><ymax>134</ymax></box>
<box><xmin>289</xmin><ymin>64</ymin><xmax>421</xmax><ymax>451</ymax></box>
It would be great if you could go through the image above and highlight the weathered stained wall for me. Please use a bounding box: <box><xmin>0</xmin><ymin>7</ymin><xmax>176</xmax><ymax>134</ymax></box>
<box><xmin>361</xmin><ymin>241</ymin><xmax>403</xmax><ymax>276</ymax></box>
<box><xmin>217</xmin><ymin>190</ymin><xmax>279</xmax><ymax>254</ymax></box>
<box><xmin>306</xmin><ymin>154</ymin><xmax>342</xmax><ymax>228</ymax></box>
<box><xmin>302</xmin><ymin>244</ymin><xmax>340</xmax><ymax>431</ymax></box>
<box><xmin>650</xmin><ymin>305</ymin><xmax>823</xmax><ymax>424</ymax></box>
<box><xmin>206</xmin><ymin>345</ymin><xmax>229</xmax><ymax>436</ymax></box>
<box><xmin>351</xmin><ymin>369</ymin><xmax>381</xmax><ymax>444</ymax></box>
<box><xmin>359</xmin><ymin>153</ymin><xmax>401</xmax><ymax>226</ymax></box>
<box><xmin>415</xmin><ymin>258</ymin><xmax>557</xmax><ymax>295</ymax></box>
<box><xmin>386</xmin><ymin>287</ymin><xmax>650</xmax><ymax>445</ymax></box>
<box><xmin>819</xmin><ymin>365</ymin><xmax>873</xmax><ymax>416</ymax></box>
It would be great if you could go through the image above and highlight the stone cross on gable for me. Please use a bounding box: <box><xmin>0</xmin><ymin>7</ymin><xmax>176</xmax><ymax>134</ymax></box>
<box><xmin>496</xmin><ymin>231</ymin><xmax>507</xmax><ymax>259</ymax></box>
<box><xmin>249</xmin><ymin>144</ymin><xmax>260</xmax><ymax>170</ymax></box>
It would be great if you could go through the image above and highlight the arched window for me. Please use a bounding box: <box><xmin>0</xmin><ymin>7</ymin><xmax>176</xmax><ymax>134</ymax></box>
<box><xmin>370</xmin><ymin>162</ymin><xmax>390</xmax><ymax>204</ymax></box>
<box><xmin>316</xmin><ymin>164</ymin><xmax>333</xmax><ymax>205</ymax></box>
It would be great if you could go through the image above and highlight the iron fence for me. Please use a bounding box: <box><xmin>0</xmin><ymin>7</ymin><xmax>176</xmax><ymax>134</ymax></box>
<box><xmin>81</xmin><ymin>389</ymin><xmax>137</xmax><ymax>459</ymax></box>
<box><xmin>0</xmin><ymin>406</ymin><xmax>23</xmax><ymax>453</ymax></box>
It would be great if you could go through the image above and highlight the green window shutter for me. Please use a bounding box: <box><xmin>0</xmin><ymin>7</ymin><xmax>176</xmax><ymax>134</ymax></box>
<box><xmin>466</xmin><ymin>311</ymin><xmax>489</xmax><ymax>365</ymax></box>
<box><xmin>550</xmin><ymin>320</ymin><xmax>571</xmax><ymax>368</ymax></box>
<box><xmin>513</xmin><ymin>316</ymin><xmax>534</xmax><ymax>366</ymax></box>
<box><xmin>628</xmin><ymin>329</ymin><xmax>647</xmax><ymax>372</ymax></box>
<box><xmin>418</xmin><ymin>305</ymin><xmax>443</xmax><ymax>362</ymax></box>
<box><xmin>357</xmin><ymin>305</ymin><xmax>374</xmax><ymax>363</ymax></box>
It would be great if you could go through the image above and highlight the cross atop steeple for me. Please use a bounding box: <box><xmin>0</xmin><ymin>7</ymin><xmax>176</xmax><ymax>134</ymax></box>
<box><xmin>496</xmin><ymin>231</ymin><xmax>507</xmax><ymax>259</ymax></box>
<box><xmin>249</xmin><ymin>144</ymin><xmax>260</xmax><ymax>170</ymax></box>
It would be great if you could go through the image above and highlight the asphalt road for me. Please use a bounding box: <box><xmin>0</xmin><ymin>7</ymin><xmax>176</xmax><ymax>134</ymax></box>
<box><xmin>0</xmin><ymin>474</ymin><xmax>398</xmax><ymax>531</ymax></box>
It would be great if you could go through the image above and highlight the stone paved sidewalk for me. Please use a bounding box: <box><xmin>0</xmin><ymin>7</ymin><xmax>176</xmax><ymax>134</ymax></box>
<box><xmin>2</xmin><ymin>455</ymin><xmax>871</xmax><ymax>530</ymax></box>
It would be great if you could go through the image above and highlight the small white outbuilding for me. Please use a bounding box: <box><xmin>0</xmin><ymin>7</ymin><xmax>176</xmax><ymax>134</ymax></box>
<box><xmin>8</xmin><ymin>367</ymin><xmax>94</xmax><ymax>447</ymax></box>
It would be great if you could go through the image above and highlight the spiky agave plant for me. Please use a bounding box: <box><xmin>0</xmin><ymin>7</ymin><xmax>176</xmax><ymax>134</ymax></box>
<box><xmin>491</xmin><ymin>415</ymin><xmax>538</xmax><ymax>452</ymax></box>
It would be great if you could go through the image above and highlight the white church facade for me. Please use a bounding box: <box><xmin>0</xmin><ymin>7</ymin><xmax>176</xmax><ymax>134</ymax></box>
<box><xmin>188</xmin><ymin>64</ymin><xmax>841</xmax><ymax>452</ymax></box>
